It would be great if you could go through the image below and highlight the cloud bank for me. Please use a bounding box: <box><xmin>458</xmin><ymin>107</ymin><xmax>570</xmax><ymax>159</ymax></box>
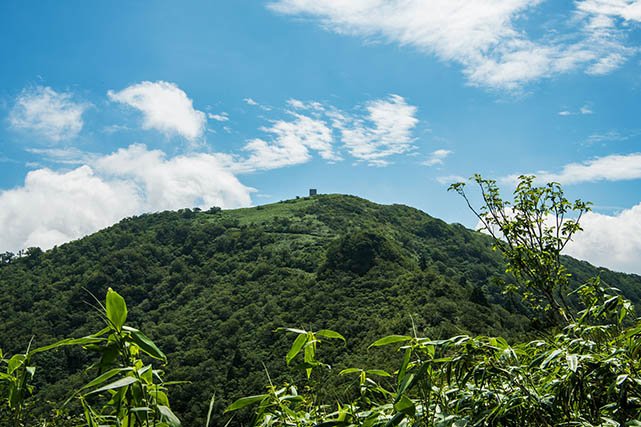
<box><xmin>0</xmin><ymin>144</ymin><xmax>253</xmax><ymax>253</ymax></box>
<box><xmin>503</xmin><ymin>153</ymin><xmax>641</xmax><ymax>185</ymax></box>
<box><xmin>268</xmin><ymin>0</ymin><xmax>641</xmax><ymax>89</ymax></box>
<box><xmin>566</xmin><ymin>203</ymin><xmax>641</xmax><ymax>275</ymax></box>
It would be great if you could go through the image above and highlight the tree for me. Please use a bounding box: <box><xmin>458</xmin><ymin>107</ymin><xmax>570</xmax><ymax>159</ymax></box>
<box><xmin>449</xmin><ymin>174</ymin><xmax>591</xmax><ymax>324</ymax></box>
<box><xmin>0</xmin><ymin>252</ymin><xmax>14</xmax><ymax>265</ymax></box>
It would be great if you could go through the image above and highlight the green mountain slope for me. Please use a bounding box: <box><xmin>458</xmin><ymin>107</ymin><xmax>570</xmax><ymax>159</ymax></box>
<box><xmin>1</xmin><ymin>194</ymin><xmax>640</xmax><ymax>424</ymax></box>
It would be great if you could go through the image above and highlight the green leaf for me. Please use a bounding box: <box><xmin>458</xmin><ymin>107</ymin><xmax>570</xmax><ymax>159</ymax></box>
<box><xmin>158</xmin><ymin>405</ymin><xmax>181</xmax><ymax>426</ymax></box>
<box><xmin>286</xmin><ymin>333</ymin><xmax>307</xmax><ymax>366</ymax></box>
<box><xmin>623</xmin><ymin>324</ymin><xmax>641</xmax><ymax>339</ymax></box>
<box><xmin>566</xmin><ymin>354</ymin><xmax>578</xmax><ymax>373</ymax></box>
<box><xmin>70</xmin><ymin>368</ymin><xmax>132</xmax><ymax>404</ymax></box>
<box><xmin>369</xmin><ymin>335</ymin><xmax>412</xmax><ymax>348</ymax></box>
<box><xmin>616</xmin><ymin>374</ymin><xmax>628</xmax><ymax>386</ymax></box>
<box><xmin>152</xmin><ymin>390</ymin><xmax>171</xmax><ymax>407</ymax></box>
<box><xmin>91</xmin><ymin>326</ymin><xmax>113</xmax><ymax>338</ymax></box>
<box><xmin>304</xmin><ymin>340</ymin><xmax>315</xmax><ymax>379</ymax></box>
<box><xmin>87</xmin><ymin>376</ymin><xmax>137</xmax><ymax>395</ymax></box>
<box><xmin>394</xmin><ymin>394</ymin><xmax>416</xmax><ymax>416</ymax></box>
<box><xmin>316</xmin><ymin>329</ymin><xmax>346</xmax><ymax>342</ymax></box>
<box><xmin>31</xmin><ymin>336</ymin><xmax>104</xmax><ymax>355</ymax></box>
<box><xmin>140</xmin><ymin>364</ymin><xmax>153</xmax><ymax>384</ymax></box>
<box><xmin>7</xmin><ymin>354</ymin><xmax>25</xmax><ymax>374</ymax></box>
<box><xmin>397</xmin><ymin>347</ymin><xmax>412</xmax><ymax>387</ymax></box>
<box><xmin>25</xmin><ymin>366</ymin><xmax>36</xmax><ymax>378</ymax></box>
<box><xmin>540</xmin><ymin>349</ymin><xmax>563</xmax><ymax>369</ymax></box>
<box><xmin>80</xmin><ymin>398</ymin><xmax>98</xmax><ymax>427</ymax></box>
<box><xmin>106</xmin><ymin>288</ymin><xmax>127</xmax><ymax>331</ymax></box>
<box><xmin>224</xmin><ymin>394</ymin><xmax>268</xmax><ymax>413</ymax></box>
<box><xmin>396</xmin><ymin>363</ymin><xmax>428</xmax><ymax>402</ymax></box>
<box><xmin>278</xmin><ymin>327</ymin><xmax>307</xmax><ymax>335</ymax></box>
<box><xmin>124</xmin><ymin>327</ymin><xmax>167</xmax><ymax>361</ymax></box>
<box><xmin>205</xmin><ymin>394</ymin><xmax>216</xmax><ymax>427</ymax></box>
<box><xmin>367</xmin><ymin>369</ymin><xmax>392</xmax><ymax>377</ymax></box>
<box><xmin>339</xmin><ymin>368</ymin><xmax>362</xmax><ymax>376</ymax></box>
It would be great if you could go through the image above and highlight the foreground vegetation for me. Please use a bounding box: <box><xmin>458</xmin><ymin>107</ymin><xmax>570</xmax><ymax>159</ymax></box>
<box><xmin>1</xmin><ymin>176</ymin><xmax>640</xmax><ymax>425</ymax></box>
<box><xmin>1</xmin><ymin>288</ymin><xmax>181</xmax><ymax>426</ymax></box>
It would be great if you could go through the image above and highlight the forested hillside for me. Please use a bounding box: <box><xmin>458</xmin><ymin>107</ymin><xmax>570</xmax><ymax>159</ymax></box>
<box><xmin>1</xmin><ymin>194</ymin><xmax>640</xmax><ymax>424</ymax></box>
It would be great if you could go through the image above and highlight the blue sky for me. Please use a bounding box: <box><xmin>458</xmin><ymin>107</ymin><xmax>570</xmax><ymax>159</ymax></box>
<box><xmin>1</xmin><ymin>0</ymin><xmax>641</xmax><ymax>273</ymax></box>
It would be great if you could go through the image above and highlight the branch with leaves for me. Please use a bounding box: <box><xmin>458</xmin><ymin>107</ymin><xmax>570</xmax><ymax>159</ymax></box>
<box><xmin>449</xmin><ymin>174</ymin><xmax>591</xmax><ymax>324</ymax></box>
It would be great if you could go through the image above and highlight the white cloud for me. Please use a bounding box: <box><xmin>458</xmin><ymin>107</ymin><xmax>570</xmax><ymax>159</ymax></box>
<box><xmin>243</xmin><ymin>97</ymin><xmax>272</xmax><ymax>111</ymax></box>
<box><xmin>233</xmin><ymin>113</ymin><xmax>339</xmax><ymax>172</ymax></box>
<box><xmin>565</xmin><ymin>203</ymin><xmax>641</xmax><ymax>274</ymax></box>
<box><xmin>268</xmin><ymin>0</ymin><xmax>640</xmax><ymax>89</ymax></box>
<box><xmin>108</xmin><ymin>81</ymin><xmax>206</xmax><ymax>141</ymax></box>
<box><xmin>0</xmin><ymin>156</ymin><xmax>19</xmax><ymax>164</ymax></box>
<box><xmin>287</xmin><ymin>99</ymin><xmax>306</xmax><ymax>109</ymax></box>
<box><xmin>0</xmin><ymin>144</ymin><xmax>253</xmax><ymax>253</ymax></box>
<box><xmin>423</xmin><ymin>149</ymin><xmax>452</xmax><ymax>166</ymax></box>
<box><xmin>208</xmin><ymin>112</ymin><xmax>229</xmax><ymax>122</ymax></box>
<box><xmin>559</xmin><ymin>105</ymin><xmax>594</xmax><ymax>115</ymax></box>
<box><xmin>95</xmin><ymin>144</ymin><xmax>253</xmax><ymax>210</ymax></box>
<box><xmin>9</xmin><ymin>86</ymin><xmax>89</xmax><ymax>142</ymax></box>
<box><xmin>332</xmin><ymin>94</ymin><xmax>418</xmax><ymax>165</ymax></box>
<box><xmin>25</xmin><ymin>147</ymin><xmax>96</xmax><ymax>165</ymax></box>
<box><xmin>503</xmin><ymin>153</ymin><xmax>641</xmax><ymax>185</ymax></box>
<box><xmin>102</xmin><ymin>124</ymin><xmax>131</xmax><ymax>134</ymax></box>
<box><xmin>587</xmin><ymin>52</ymin><xmax>628</xmax><ymax>75</ymax></box>
<box><xmin>586</xmin><ymin>130</ymin><xmax>631</xmax><ymax>144</ymax></box>
<box><xmin>223</xmin><ymin>95</ymin><xmax>419</xmax><ymax>171</ymax></box>
<box><xmin>576</xmin><ymin>0</ymin><xmax>641</xmax><ymax>22</ymax></box>
<box><xmin>547</xmin><ymin>153</ymin><xmax>641</xmax><ymax>183</ymax></box>
<box><xmin>580</xmin><ymin>105</ymin><xmax>594</xmax><ymax>115</ymax></box>
<box><xmin>0</xmin><ymin>166</ymin><xmax>141</xmax><ymax>253</ymax></box>
<box><xmin>287</xmin><ymin>98</ymin><xmax>325</xmax><ymax>112</ymax></box>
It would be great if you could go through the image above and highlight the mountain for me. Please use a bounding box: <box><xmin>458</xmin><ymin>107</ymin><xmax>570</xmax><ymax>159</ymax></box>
<box><xmin>1</xmin><ymin>194</ymin><xmax>640</xmax><ymax>424</ymax></box>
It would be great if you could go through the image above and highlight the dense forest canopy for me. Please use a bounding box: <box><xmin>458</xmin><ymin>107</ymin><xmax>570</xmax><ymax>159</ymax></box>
<box><xmin>1</xmin><ymin>193</ymin><xmax>640</xmax><ymax>425</ymax></box>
